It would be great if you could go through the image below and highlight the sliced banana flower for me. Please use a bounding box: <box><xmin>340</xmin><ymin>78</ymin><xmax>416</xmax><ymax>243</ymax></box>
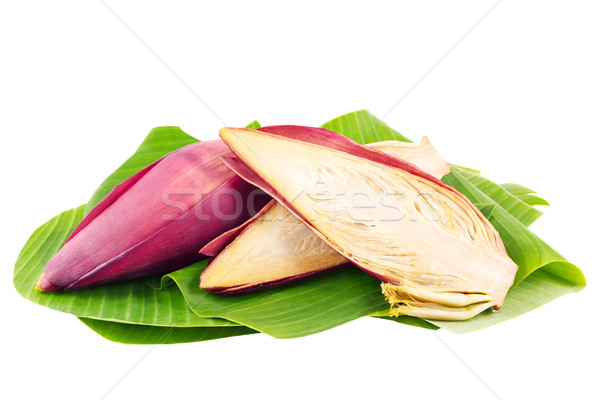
<box><xmin>217</xmin><ymin>125</ymin><xmax>518</xmax><ymax>321</ymax></box>
<box><xmin>200</xmin><ymin>137</ymin><xmax>451</xmax><ymax>294</ymax></box>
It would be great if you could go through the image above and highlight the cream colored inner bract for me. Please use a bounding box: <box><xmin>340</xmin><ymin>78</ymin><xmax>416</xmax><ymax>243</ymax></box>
<box><xmin>201</xmin><ymin>202</ymin><xmax>344</xmax><ymax>291</ymax></box>
<box><xmin>201</xmin><ymin>138</ymin><xmax>453</xmax><ymax>292</ymax></box>
<box><xmin>219</xmin><ymin>128</ymin><xmax>518</xmax><ymax>320</ymax></box>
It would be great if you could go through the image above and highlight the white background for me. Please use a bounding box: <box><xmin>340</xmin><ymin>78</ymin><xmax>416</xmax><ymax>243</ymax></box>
<box><xmin>1</xmin><ymin>1</ymin><xmax>598</xmax><ymax>399</ymax></box>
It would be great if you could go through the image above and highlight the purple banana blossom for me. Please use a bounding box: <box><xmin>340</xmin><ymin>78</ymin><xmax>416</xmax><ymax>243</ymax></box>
<box><xmin>36</xmin><ymin>140</ymin><xmax>269</xmax><ymax>291</ymax></box>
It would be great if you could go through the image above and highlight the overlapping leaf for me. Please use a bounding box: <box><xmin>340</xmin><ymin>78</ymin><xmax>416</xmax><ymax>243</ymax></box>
<box><xmin>433</xmin><ymin>169</ymin><xmax>584</xmax><ymax>332</ymax></box>
<box><xmin>13</xmin><ymin>204</ymin><xmax>237</xmax><ymax>327</ymax></box>
<box><xmin>79</xmin><ymin>317</ymin><xmax>255</xmax><ymax>345</ymax></box>
<box><xmin>166</xmin><ymin>262</ymin><xmax>389</xmax><ymax>339</ymax></box>
<box><xmin>454</xmin><ymin>168</ymin><xmax>543</xmax><ymax>227</ymax></box>
<box><xmin>501</xmin><ymin>183</ymin><xmax>550</xmax><ymax>206</ymax></box>
<box><xmin>321</xmin><ymin>109</ymin><xmax>412</xmax><ymax>143</ymax></box>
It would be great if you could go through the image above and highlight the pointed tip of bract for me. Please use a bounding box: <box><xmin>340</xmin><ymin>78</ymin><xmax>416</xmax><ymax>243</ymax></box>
<box><xmin>219</xmin><ymin>126</ymin><xmax>244</xmax><ymax>137</ymax></box>
<box><xmin>219</xmin><ymin>127</ymin><xmax>255</xmax><ymax>147</ymax></box>
<box><xmin>35</xmin><ymin>273</ymin><xmax>63</xmax><ymax>292</ymax></box>
<box><xmin>35</xmin><ymin>274</ymin><xmax>47</xmax><ymax>292</ymax></box>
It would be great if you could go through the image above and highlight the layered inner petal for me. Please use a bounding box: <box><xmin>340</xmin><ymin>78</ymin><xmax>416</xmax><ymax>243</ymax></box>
<box><xmin>219</xmin><ymin>127</ymin><xmax>518</xmax><ymax>320</ymax></box>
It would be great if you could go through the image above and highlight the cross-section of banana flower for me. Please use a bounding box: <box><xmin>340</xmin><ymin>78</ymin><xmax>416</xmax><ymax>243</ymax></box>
<box><xmin>218</xmin><ymin>126</ymin><xmax>519</xmax><ymax>321</ymax></box>
<box><xmin>36</xmin><ymin>140</ymin><xmax>269</xmax><ymax>291</ymax></box>
<box><xmin>200</xmin><ymin>136</ymin><xmax>451</xmax><ymax>294</ymax></box>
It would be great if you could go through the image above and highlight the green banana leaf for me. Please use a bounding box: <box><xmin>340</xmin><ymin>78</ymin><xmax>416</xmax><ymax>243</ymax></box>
<box><xmin>166</xmin><ymin>261</ymin><xmax>389</xmax><ymax>339</ymax></box>
<box><xmin>456</xmin><ymin>169</ymin><xmax>543</xmax><ymax>226</ymax></box>
<box><xmin>245</xmin><ymin>120</ymin><xmax>262</xmax><ymax>130</ymax></box>
<box><xmin>14</xmin><ymin>110</ymin><xmax>585</xmax><ymax>343</ymax></box>
<box><xmin>321</xmin><ymin>109</ymin><xmax>412</xmax><ymax>143</ymax></box>
<box><xmin>13</xmin><ymin>204</ymin><xmax>237</xmax><ymax>327</ymax></box>
<box><xmin>433</xmin><ymin>169</ymin><xmax>585</xmax><ymax>332</ymax></box>
<box><xmin>79</xmin><ymin>317</ymin><xmax>255</xmax><ymax>345</ymax></box>
<box><xmin>164</xmin><ymin>271</ymin><xmax>433</xmax><ymax>335</ymax></box>
<box><xmin>501</xmin><ymin>183</ymin><xmax>550</xmax><ymax>206</ymax></box>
